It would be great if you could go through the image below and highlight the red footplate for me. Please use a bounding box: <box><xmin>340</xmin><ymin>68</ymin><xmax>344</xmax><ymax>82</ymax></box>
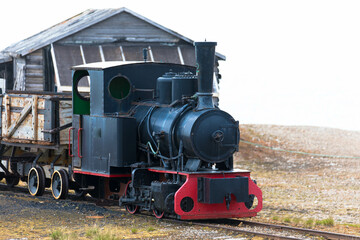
<box><xmin>149</xmin><ymin>169</ymin><xmax>262</xmax><ymax>220</ymax></box>
<box><xmin>176</xmin><ymin>171</ymin><xmax>262</xmax><ymax>220</ymax></box>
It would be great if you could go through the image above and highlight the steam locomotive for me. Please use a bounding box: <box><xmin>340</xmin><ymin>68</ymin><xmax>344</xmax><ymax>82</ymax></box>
<box><xmin>0</xmin><ymin>42</ymin><xmax>262</xmax><ymax>220</ymax></box>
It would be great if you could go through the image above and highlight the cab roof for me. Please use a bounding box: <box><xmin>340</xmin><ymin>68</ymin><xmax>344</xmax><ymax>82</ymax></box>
<box><xmin>72</xmin><ymin>61</ymin><xmax>142</xmax><ymax>70</ymax></box>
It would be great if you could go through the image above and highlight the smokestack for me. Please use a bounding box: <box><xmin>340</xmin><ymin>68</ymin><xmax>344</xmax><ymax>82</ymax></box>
<box><xmin>194</xmin><ymin>42</ymin><xmax>217</xmax><ymax>110</ymax></box>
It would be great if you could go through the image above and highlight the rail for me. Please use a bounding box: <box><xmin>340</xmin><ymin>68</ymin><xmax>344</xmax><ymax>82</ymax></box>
<box><xmin>239</xmin><ymin>220</ymin><xmax>360</xmax><ymax>240</ymax></box>
<box><xmin>164</xmin><ymin>218</ymin><xmax>360</xmax><ymax>240</ymax></box>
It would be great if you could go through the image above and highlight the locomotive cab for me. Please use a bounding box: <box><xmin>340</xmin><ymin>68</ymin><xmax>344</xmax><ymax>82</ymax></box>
<box><xmin>70</xmin><ymin>61</ymin><xmax>197</xmax><ymax>198</ymax></box>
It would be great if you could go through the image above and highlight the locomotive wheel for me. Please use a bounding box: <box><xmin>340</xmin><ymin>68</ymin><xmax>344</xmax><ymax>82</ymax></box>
<box><xmin>245</xmin><ymin>194</ymin><xmax>255</xmax><ymax>209</ymax></box>
<box><xmin>51</xmin><ymin>169</ymin><xmax>69</xmax><ymax>200</ymax></box>
<box><xmin>74</xmin><ymin>188</ymin><xmax>87</xmax><ymax>199</ymax></box>
<box><xmin>245</xmin><ymin>180</ymin><xmax>257</xmax><ymax>209</ymax></box>
<box><xmin>89</xmin><ymin>188</ymin><xmax>100</xmax><ymax>199</ymax></box>
<box><xmin>6</xmin><ymin>175</ymin><xmax>20</xmax><ymax>187</ymax></box>
<box><xmin>153</xmin><ymin>209</ymin><xmax>164</xmax><ymax>219</ymax></box>
<box><xmin>73</xmin><ymin>174</ymin><xmax>87</xmax><ymax>199</ymax></box>
<box><xmin>125</xmin><ymin>181</ymin><xmax>139</xmax><ymax>214</ymax></box>
<box><xmin>28</xmin><ymin>166</ymin><xmax>46</xmax><ymax>196</ymax></box>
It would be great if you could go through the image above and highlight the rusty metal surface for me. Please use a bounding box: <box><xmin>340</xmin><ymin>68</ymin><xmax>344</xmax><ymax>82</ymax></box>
<box><xmin>0</xmin><ymin>140</ymin><xmax>60</xmax><ymax>150</ymax></box>
<box><xmin>42</xmin><ymin>122</ymin><xmax>72</xmax><ymax>134</ymax></box>
<box><xmin>1</xmin><ymin>138</ymin><xmax>54</xmax><ymax>145</ymax></box>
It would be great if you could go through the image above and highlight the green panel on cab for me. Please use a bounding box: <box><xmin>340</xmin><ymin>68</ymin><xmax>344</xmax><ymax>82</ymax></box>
<box><xmin>72</xmin><ymin>70</ymin><xmax>90</xmax><ymax>115</ymax></box>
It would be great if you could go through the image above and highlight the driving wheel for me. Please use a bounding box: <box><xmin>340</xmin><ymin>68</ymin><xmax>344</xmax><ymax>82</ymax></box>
<box><xmin>153</xmin><ymin>209</ymin><xmax>164</xmax><ymax>219</ymax></box>
<box><xmin>125</xmin><ymin>181</ymin><xmax>139</xmax><ymax>214</ymax></box>
<box><xmin>28</xmin><ymin>166</ymin><xmax>45</xmax><ymax>196</ymax></box>
<box><xmin>51</xmin><ymin>169</ymin><xmax>69</xmax><ymax>199</ymax></box>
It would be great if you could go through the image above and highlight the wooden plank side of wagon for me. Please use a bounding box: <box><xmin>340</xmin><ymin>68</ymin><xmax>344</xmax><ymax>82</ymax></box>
<box><xmin>59</xmin><ymin>100</ymin><xmax>73</xmax><ymax>145</ymax></box>
<box><xmin>0</xmin><ymin>93</ymin><xmax>72</xmax><ymax>147</ymax></box>
<box><xmin>1</xmin><ymin>95</ymin><xmax>46</xmax><ymax>143</ymax></box>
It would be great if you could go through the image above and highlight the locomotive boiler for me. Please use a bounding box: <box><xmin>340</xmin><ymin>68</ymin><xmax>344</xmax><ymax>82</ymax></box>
<box><xmin>0</xmin><ymin>41</ymin><xmax>262</xmax><ymax>220</ymax></box>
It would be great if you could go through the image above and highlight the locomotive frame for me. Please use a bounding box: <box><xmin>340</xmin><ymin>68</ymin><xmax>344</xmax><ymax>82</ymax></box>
<box><xmin>0</xmin><ymin>42</ymin><xmax>262</xmax><ymax>220</ymax></box>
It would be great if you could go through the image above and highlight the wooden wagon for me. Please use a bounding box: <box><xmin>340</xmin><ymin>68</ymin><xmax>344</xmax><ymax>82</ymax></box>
<box><xmin>0</xmin><ymin>91</ymin><xmax>72</xmax><ymax>193</ymax></box>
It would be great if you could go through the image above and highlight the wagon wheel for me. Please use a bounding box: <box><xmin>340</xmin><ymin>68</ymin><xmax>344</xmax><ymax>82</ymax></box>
<box><xmin>125</xmin><ymin>181</ymin><xmax>139</xmax><ymax>214</ymax></box>
<box><xmin>28</xmin><ymin>166</ymin><xmax>46</xmax><ymax>196</ymax></box>
<box><xmin>51</xmin><ymin>169</ymin><xmax>69</xmax><ymax>200</ymax></box>
<box><xmin>6</xmin><ymin>175</ymin><xmax>20</xmax><ymax>187</ymax></box>
<box><xmin>153</xmin><ymin>209</ymin><xmax>164</xmax><ymax>219</ymax></box>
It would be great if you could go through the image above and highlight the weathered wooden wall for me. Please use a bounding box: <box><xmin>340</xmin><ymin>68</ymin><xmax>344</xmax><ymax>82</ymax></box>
<box><xmin>25</xmin><ymin>49</ymin><xmax>44</xmax><ymax>91</ymax></box>
<box><xmin>59</xmin><ymin>12</ymin><xmax>180</xmax><ymax>44</ymax></box>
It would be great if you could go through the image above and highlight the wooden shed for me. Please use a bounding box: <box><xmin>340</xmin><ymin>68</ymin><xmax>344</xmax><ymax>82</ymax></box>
<box><xmin>0</xmin><ymin>8</ymin><xmax>225</xmax><ymax>93</ymax></box>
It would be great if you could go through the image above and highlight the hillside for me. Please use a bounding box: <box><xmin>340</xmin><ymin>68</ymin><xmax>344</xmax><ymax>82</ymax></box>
<box><xmin>234</xmin><ymin>124</ymin><xmax>360</xmax><ymax>233</ymax></box>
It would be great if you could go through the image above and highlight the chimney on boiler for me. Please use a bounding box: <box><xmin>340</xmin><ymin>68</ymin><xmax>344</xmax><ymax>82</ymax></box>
<box><xmin>194</xmin><ymin>41</ymin><xmax>217</xmax><ymax>110</ymax></box>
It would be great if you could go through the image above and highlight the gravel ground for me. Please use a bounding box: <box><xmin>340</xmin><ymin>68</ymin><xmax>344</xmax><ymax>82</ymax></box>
<box><xmin>0</xmin><ymin>124</ymin><xmax>359</xmax><ymax>239</ymax></box>
<box><xmin>0</xmin><ymin>184</ymin><xmax>237</xmax><ymax>240</ymax></box>
<box><xmin>236</xmin><ymin>124</ymin><xmax>360</xmax><ymax>235</ymax></box>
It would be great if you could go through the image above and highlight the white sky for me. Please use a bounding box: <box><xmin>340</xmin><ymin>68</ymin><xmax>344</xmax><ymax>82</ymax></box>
<box><xmin>1</xmin><ymin>0</ymin><xmax>360</xmax><ymax>131</ymax></box>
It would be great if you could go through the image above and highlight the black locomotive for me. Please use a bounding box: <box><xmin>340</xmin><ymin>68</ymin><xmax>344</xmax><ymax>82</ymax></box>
<box><xmin>0</xmin><ymin>42</ymin><xmax>262</xmax><ymax>220</ymax></box>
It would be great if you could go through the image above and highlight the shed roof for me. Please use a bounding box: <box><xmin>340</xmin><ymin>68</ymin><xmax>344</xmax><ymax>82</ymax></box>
<box><xmin>0</xmin><ymin>8</ymin><xmax>225</xmax><ymax>61</ymax></box>
<box><xmin>0</xmin><ymin>52</ymin><xmax>12</xmax><ymax>64</ymax></box>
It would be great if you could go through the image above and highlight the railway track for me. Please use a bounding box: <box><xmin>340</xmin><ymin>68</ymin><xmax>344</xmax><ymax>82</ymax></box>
<box><xmin>169</xmin><ymin>218</ymin><xmax>360</xmax><ymax>240</ymax></box>
<box><xmin>2</xmin><ymin>183</ymin><xmax>360</xmax><ymax>240</ymax></box>
<box><xmin>167</xmin><ymin>218</ymin><xmax>303</xmax><ymax>240</ymax></box>
<box><xmin>238</xmin><ymin>220</ymin><xmax>360</xmax><ymax>240</ymax></box>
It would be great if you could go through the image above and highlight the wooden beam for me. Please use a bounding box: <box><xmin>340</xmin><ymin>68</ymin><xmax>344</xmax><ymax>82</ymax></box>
<box><xmin>32</xmin><ymin>96</ymin><xmax>38</xmax><ymax>141</ymax></box>
<box><xmin>148</xmin><ymin>46</ymin><xmax>154</xmax><ymax>62</ymax></box>
<box><xmin>120</xmin><ymin>46</ymin><xmax>126</xmax><ymax>61</ymax></box>
<box><xmin>50</xmin><ymin>44</ymin><xmax>61</xmax><ymax>93</ymax></box>
<box><xmin>7</xmin><ymin>102</ymin><xmax>32</xmax><ymax>138</ymax></box>
<box><xmin>177</xmin><ymin>46</ymin><xmax>184</xmax><ymax>65</ymax></box>
<box><xmin>99</xmin><ymin>45</ymin><xmax>105</xmax><ymax>62</ymax></box>
<box><xmin>4</xmin><ymin>95</ymin><xmax>11</xmax><ymax>134</ymax></box>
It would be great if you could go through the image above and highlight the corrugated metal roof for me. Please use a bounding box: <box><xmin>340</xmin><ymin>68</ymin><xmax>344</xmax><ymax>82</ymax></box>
<box><xmin>0</xmin><ymin>7</ymin><xmax>225</xmax><ymax>62</ymax></box>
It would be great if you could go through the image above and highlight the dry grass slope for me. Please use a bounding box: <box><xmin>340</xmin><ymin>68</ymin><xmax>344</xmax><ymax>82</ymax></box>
<box><xmin>235</xmin><ymin>124</ymin><xmax>360</xmax><ymax>235</ymax></box>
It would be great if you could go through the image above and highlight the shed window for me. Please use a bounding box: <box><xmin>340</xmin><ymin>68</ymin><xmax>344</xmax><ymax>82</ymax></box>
<box><xmin>52</xmin><ymin>44</ymin><xmax>197</xmax><ymax>92</ymax></box>
<box><xmin>180</xmin><ymin>45</ymin><xmax>196</xmax><ymax>66</ymax></box>
<box><xmin>151</xmin><ymin>46</ymin><xmax>180</xmax><ymax>64</ymax></box>
<box><xmin>53</xmin><ymin>45</ymin><xmax>85</xmax><ymax>88</ymax></box>
<box><xmin>82</xmin><ymin>45</ymin><xmax>102</xmax><ymax>63</ymax></box>
<box><xmin>102</xmin><ymin>46</ymin><xmax>123</xmax><ymax>61</ymax></box>
<box><xmin>121</xmin><ymin>46</ymin><xmax>145</xmax><ymax>61</ymax></box>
